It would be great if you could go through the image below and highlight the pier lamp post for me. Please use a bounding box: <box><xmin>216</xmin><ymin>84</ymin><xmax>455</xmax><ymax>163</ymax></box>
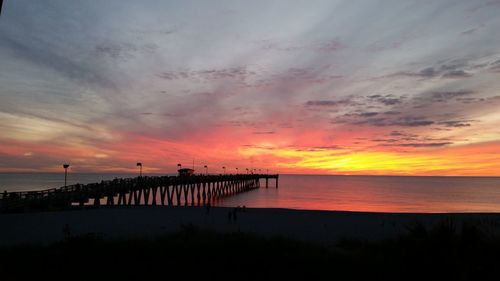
<box><xmin>236</xmin><ymin>167</ymin><xmax>239</xmax><ymax>174</ymax></box>
<box><xmin>246</xmin><ymin>168</ymin><xmax>249</xmax><ymax>174</ymax></box>
<box><xmin>222</xmin><ymin>166</ymin><xmax>226</xmax><ymax>175</ymax></box>
<box><xmin>136</xmin><ymin>162</ymin><xmax>142</xmax><ymax>177</ymax></box>
<box><xmin>63</xmin><ymin>164</ymin><xmax>70</xmax><ymax>188</ymax></box>
<box><xmin>204</xmin><ymin>165</ymin><xmax>208</xmax><ymax>175</ymax></box>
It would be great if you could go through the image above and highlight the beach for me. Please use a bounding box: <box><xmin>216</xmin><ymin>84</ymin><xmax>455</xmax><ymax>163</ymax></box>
<box><xmin>2</xmin><ymin>206</ymin><xmax>500</xmax><ymax>246</ymax></box>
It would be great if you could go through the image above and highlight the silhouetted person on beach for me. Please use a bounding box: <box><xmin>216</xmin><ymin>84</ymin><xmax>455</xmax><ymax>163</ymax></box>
<box><xmin>3</xmin><ymin>190</ymin><xmax>7</xmax><ymax>199</ymax></box>
<box><xmin>232</xmin><ymin>208</ymin><xmax>238</xmax><ymax>221</ymax></box>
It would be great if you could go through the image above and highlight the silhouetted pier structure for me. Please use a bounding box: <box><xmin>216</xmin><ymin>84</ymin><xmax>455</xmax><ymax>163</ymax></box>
<box><xmin>0</xmin><ymin>174</ymin><xmax>279</xmax><ymax>213</ymax></box>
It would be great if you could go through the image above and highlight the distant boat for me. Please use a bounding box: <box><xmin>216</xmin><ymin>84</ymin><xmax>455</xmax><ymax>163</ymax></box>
<box><xmin>178</xmin><ymin>168</ymin><xmax>194</xmax><ymax>177</ymax></box>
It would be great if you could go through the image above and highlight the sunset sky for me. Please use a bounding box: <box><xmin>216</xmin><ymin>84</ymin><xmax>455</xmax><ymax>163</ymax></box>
<box><xmin>1</xmin><ymin>0</ymin><xmax>500</xmax><ymax>175</ymax></box>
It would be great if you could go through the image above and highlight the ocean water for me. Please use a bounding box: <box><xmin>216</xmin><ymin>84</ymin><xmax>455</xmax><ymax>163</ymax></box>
<box><xmin>1</xmin><ymin>173</ymin><xmax>500</xmax><ymax>213</ymax></box>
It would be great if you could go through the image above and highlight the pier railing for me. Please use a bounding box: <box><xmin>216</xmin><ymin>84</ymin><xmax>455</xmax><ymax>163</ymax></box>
<box><xmin>0</xmin><ymin>174</ymin><xmax>278</xmax><ymax>213</ymax></box>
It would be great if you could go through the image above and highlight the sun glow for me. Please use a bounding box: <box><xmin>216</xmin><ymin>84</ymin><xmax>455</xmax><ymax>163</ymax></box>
<box><xmin>239</xmin><ymin>141</ymin><xmax>500</xmax><ymax>176</ymax></box>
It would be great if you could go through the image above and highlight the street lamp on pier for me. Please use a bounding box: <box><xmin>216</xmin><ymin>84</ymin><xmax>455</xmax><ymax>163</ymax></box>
<box><xmin>222</xmin><ymin>166</ymin><xmax>226</xmax><ymax>175</ymax></box>
<box><xmin>63</xmin><ymin>164</ymin><xmax>70</xmax><ymax>188</ymax></box>
<box><xmin>136</xmin><ymin>162</ymin><xmax>142</xmax><ymax>177</ymax></box>
<box><xmin>204</xmin><ymin>165</ymin><xmax>208</xmax><ymax>175</ymax></box>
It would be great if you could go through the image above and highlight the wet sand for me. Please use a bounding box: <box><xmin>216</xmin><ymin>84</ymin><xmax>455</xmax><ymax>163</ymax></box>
<box><xmin>1</xmin><ymin>206</ymin><xmax>500</xmax><ymax>246</ymax></box>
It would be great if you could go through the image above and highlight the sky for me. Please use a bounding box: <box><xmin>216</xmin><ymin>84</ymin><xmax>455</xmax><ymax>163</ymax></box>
<box><xmin>0</xmin><ymin>0</ymin><xmax>500</xmax><ymax>175</ymax></box>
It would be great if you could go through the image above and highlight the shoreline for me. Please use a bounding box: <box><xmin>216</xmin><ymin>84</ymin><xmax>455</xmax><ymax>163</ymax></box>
<box><xmin>2</xmin><ymin>206</ymin><xmax>500</xmax><ymax>246</ymax></box>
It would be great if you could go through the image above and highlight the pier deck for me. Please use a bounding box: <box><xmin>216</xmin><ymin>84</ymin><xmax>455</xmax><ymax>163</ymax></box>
<box><xmin>0</xmin><ymin>174</ymin><xmax>279</xmax><ymax>213</ymax></box>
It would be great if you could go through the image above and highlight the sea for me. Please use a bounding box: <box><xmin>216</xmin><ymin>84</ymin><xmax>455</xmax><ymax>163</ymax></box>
<box><xmin>1</xmin><ymin>173</ymin><xmax>500</xmax><ymax>213</ymax></box>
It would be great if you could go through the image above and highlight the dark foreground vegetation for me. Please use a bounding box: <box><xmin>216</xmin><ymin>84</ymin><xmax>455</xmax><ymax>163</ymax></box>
<box><xmin>1</xmin><ymin>220</ymin><xmax>499</xmax><ymax>281</ymax></box>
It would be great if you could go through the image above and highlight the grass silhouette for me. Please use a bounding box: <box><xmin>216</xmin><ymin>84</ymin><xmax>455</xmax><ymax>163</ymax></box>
<box><xmin>1</xmin><ymin>221</ymin><xmax>499</xmax><ymax>280</ymax></box>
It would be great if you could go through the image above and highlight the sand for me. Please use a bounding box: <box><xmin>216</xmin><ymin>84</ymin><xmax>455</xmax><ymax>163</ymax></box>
<box><xmin>1</xmin><ymin>206</ymin><xmax>500</xmax><ymax>246</ymax></box>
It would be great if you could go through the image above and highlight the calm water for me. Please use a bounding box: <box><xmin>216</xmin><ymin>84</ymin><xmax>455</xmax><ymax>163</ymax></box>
<box><xmin>1</xmin><ymin>173</ymin><xmax>500</xmax><ymax>213</ymax></box>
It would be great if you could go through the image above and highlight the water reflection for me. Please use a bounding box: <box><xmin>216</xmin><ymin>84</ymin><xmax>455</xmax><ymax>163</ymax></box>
<box><xmin>216</xmin><ymin>175</ymin><xmax>500</xmax><ymax>213</ymax></box>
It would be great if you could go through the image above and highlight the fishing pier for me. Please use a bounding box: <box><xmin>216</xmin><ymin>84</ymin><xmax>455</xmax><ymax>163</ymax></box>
<box><xmin>0</xmin><ymin>174</ymin><xmax>279</xmax><ymax>213</ymax></box>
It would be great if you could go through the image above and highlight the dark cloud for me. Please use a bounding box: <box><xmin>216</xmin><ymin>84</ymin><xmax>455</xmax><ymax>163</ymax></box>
<box><xmin>442</xmin><ymin>70</ymin><xmax>472</xmax><ymax>78</ymax></box>
<box><xmin>428</xmin><ymin>90</ymin><xmax>474</xmax><ymax>102</ymax></box>
<box><xmin>438</xmin><ymin>120</ymin><xmax>475</xmax><ymax>127</ymax></box>
<box><xmin>372</xmin><ymin>138</ymin><xmax>398</xmax><ymax>143</ymax></box>
<box><xmin>439</xmin><ymin>60</ymin><xmax>468</xmax><ymax>71</ymax></box>
<box><xmin>252</xmin><ymin>131</ymin><xmax>276</xmax><ymax>135</ymax></box>
<box><xmin>389</xmin><ymin>131</ymin><xmax>405</xmax><ymax>137</ymax></box>
<box><xmin>392</xmin><ymin>61</ymin><xmax>474</xmax><ymax>79</ymax></box>
<box><xmin>455</xmin><ymin>97</ymin><xmax>485</xmax><ymax>104</ymax></box>
<box><xmin>379</xmin><ymin>97</ymin><xmax>402</xmax><ymax>105</ymax></box>
<box><xmin>157</xmin><ymin>66</ymin><xmax>341</xmax><ymax>89</ymax></box>
<box><xmin>388</xmin><ymin>131</ymin><xmax>418</xmax><ymax>139</ymax></box>
<box><xmin>374</xmin><ymin>131</ymin><xmax>453</xmax><ymax>147</ymax></box>
<box><xmin>305</xmin><ymin>100</ymin><xmax>349</xmax><ymax>107</ymax></box>
<box><xmin>344</xmin><ymin>111</ymin><xmax>380</xmax><ymax>118</ymax></box>
<box><xmin>392</xmin><ymin>116</ymin><xmax>434</xmax><ymax>127</ymax></box>
<box><xmin>359</xmin><ymin>112</ymin><xmax>379</xmax><ymax>117</ymax></box>
<box><xmin>395</xmin><ymin>67</ymin><xmax>440</xmax><ymax>78</ymax></box>
<box><xmin>354</xmin><ymin>116</ymin><xmax>434</xmax><ymax>127</ymax></box>
<box><xmin>157</xmin><ymin>71</ymin><xmax>187</xmax><ymax>80</ymax></box>
<box><xmin>383</xmin><ymin>111</ymin><xmax>402</xmax><ymax>115</ymax></box>
<box><xmin>254</xmin><ymin>67</ymin><xmax>342</xmax><ymax>88</ymax></box>
<box><xmin>461</xmin><ymin>28</ymin><xmax>477</xmax><ymax>35</ymax></box>
<box><xmin>390</xmin><ymin>142</ymin><xmax>452</xmax><ymax>147</ymax></box>
<box><xmin>368</xmin><ymin>94</ymin><xmax>403</xmax><ymax>105</ymax></box>
<box><xmin>418</xmin><ymin>67</ymin><xmax>439</xmax><ymax>78</ymax></box>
